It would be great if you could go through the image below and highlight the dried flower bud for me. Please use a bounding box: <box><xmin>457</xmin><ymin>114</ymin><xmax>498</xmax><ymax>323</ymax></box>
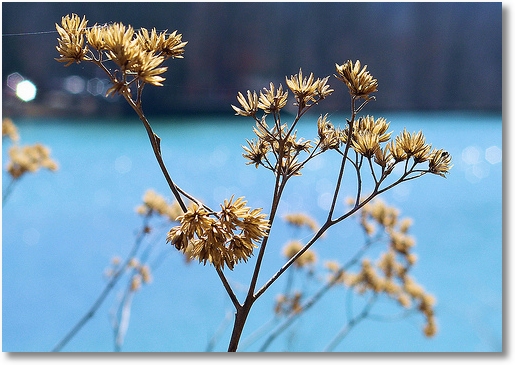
<box><xmin>335</xmin><ymin>60</ymin><xmax>378</xmax><ymax>100</ymax></box>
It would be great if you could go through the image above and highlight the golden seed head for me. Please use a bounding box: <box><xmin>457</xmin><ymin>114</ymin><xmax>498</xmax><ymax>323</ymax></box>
<box><xmin>55</xmin><ymin>14</ymin><xmax>90</xmax><ymax>66</ymax></box>
<box><xmin>352</xmin><ymin>130</ymin><xmax>380</xmax><ymax>158</ymax></box>
<box><xmin>429</xmin><ymin>149</ymin><xmax>453</xmax><ymax>177</ymax></box>
<box><xmin>317</xmin><ymin>114</ymin><xmax>340</xmax><ymax>151</ymax></box>
<box><xmin>395</xmin><ymin>129</ymin><xmax>429</xmax><ymax>159</ymax></box>
<box><xmin>285</xmin><ymin>69</ymin><xmax>333</xmax><ymax>108</ymax></box>
<box><xmin>157</xmin><ymin>30</ymin><xmax>188</xmax><ymax>59</ymax></box>
<box><xmin>258</xmin><ymin>83</ymin><xmax>288</xmax><ymax>114</ymax></box>
<box><xmin>232</xmin><ymin>90</ymin><xmax>259</xmax><ymax>117</ymax></box>
<box><xmin>167</xmin><ymin>198</ymin><xmax>269</xmax><ymax>270</ymax></box>
<box><xmin>335</xmin><ymin>60</ymin><xmax>378</xmax><ymax>100</ymax></box>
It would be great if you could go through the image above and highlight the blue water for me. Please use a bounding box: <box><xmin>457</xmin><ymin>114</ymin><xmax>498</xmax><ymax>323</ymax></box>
<box><xmin>2</xmin><ymin>111</ymin><xmax>502</xmax><ymax>352</ymax></box>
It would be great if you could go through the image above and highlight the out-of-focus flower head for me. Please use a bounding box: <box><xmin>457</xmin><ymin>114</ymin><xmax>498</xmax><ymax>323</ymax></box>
<box><xmin>7</xmin><ymin>144</ymin><xmax>58</xmax><ymax>179</ymax></box>
<box><xmin>282</xmin><ymin>240</ymin><xmax>317</xmax><ymax>268</ymax></box>
<box><xmin>135</xmin><ymin>189</ymin><xmax>182</xmax><ymax>221</ymax></box>
<box><xmin>2</xmin><ymin>118</ymin><xmax>19</xmax><ymax>142</ymax></box>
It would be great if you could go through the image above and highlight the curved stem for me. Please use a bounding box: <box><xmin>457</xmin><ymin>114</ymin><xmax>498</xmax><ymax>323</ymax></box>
<box><xmin>122</xmin><ymin>95</ymin><xmax>187</xmax><ymax>213</ymax></box>
<box><xmin>92</xmin><ymin>58</ymin><xmax>189</xmax><ymax>213</ymax></box>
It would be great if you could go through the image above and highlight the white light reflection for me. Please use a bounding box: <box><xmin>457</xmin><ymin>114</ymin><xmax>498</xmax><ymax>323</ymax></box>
<box><xmin>16</xmin><ymin>80</ymin><xmax>37</xmax><ymax>102</ymax></box>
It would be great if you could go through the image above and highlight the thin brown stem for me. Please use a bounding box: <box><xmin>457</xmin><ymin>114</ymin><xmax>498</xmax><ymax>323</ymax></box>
<box><xmin>216</xmin><ymin>267</ymin><xmax>240</xmax><ymax>309</ymax></box>
<box><xmin>122</xmin><ymin>95</ymin><xmax>187</xmax><ymax>213</ymax></box>
<box><xmin>91</xmin><ymin>58</ymin><xmax>188</xmax><ymax>212</ymax></box>
<box><xmin>227</xmin><ymin>161</ymin><xmax>289</xmax><ymax>351</ymax></box>
<box><xmin>327</xmin><ymin>97</ymin><xmax>357</xmax><ymax>220</ymax></box>
<box><xmin>254</xmin><ymin>220</ymin><xmax>330</xmax><ymax>300</ymax></box>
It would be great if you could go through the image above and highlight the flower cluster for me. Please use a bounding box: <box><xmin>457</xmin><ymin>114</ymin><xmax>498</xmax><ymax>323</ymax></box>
<box><xmin>234</xmin><ymin>64</ymin><xmax>451</xmax><ymax>180</ymax></box>
<box><xmin>344</xmin><ymin>115</ymin><xmax>393</xmax><ymax>158</ymax></box>
<box><xmin>335</xmin><ymin>60</ymin><xmax>378</xmax><ymax>100</ymax></box>
<box><xmin>6</xmin><ymin>143</ymin><xmax>58</xmax><ymax>179</ymax></box>
<box><xmin>2</xmin><ymin>118</ymin><xmax>19</xmax><ymax>142</ymax></box>
<box><xmin>283</xmin><ymin>212</ymin><xmax>319</xmax><ymax>233</ymax></box>
<box><xmin>285</xmin><ymin>68</ymin><xmax>334</xmax><ymax>109</ymax></box>
<box><xmin>241</xmin><ymin>118</ymin><xmax>313</xmax><ymax>176</ymax></box>
<box><xmin>318</xmin><ymin>113</ymin><xmax>452</xmax><ymax>178</ymax></box>
<box><xmin>234</xmin><ymin>71</ymin><xmax>334</xmax><ymax>177</ymax></box>
<box><xmin>135</xmin><ymin>189</ymin><xmax>182</xmax><ymax>221</ymax></box>
<box><xmin>166</xmin><ymin>197</ymin><xmax>270</xmax><ymax>270</ymax></box>
<box><xmin>232</xmin><ymin>69</ymin><xmax>332</xmax><ymax>117</ymax></box>
<box><xmin>55</xmin><ymin>13</ymin><xmax>187</xmax><ymax>95</ymax></box>
<box><xmin>326</xmin><ymin>198</ymin><xmax>437</xmax><ymax>337</ymax></box>
<box><xmin>386</xmin><ymin>128</ymin><xmax>452</xmax><ymax>177</ymax></box>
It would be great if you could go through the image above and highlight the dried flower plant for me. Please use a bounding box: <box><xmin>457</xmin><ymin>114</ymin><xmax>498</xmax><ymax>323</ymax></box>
<box><xmin>53</xmin><ymin>14</ymin><xmax>452</xmax><ymax>352</ymax></box>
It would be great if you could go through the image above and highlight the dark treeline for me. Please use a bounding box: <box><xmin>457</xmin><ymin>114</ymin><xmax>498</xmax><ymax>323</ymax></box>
<box><xmin>2</xmin><ymin>2</ymin><xmax>502</xmax><ymax>117</ymax></box>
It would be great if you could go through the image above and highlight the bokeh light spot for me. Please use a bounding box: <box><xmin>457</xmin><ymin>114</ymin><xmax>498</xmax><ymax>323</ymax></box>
<box><xmin>485</xmin><ymin>146</ymin><xmax>502</xmax><ymax>165</ymax></box>
<box><xmin>462</xmin><ymin>146</ymin><xmax>481</xmax><ymax>165</ymax></box>
<box><xmin>115</xmin><ymin>155</ymin><xmax>132</xmax><ymax>174</ymax></box>
<box><xmin>16</xmin><ymin>80</ymin><xmax>37</xmax><ymax>102</ymax></box>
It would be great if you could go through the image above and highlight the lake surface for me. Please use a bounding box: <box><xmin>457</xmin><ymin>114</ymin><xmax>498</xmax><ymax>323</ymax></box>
<box><xmin>2</xmin><ymin>111</ymin><xmax>502</xmax><ymax>352</ymax></box>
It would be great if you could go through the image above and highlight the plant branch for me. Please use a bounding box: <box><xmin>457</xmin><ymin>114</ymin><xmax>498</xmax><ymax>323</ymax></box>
<box><xmin>52</xmin><ymin>216</ymin><xmax>151</xmax><ymax>352</ymax></box>
<box><xmin>122</xmin><ymin>95</ymin><xmax>187</xmax><ymax>213</ymax></box>
<box><xmin>327</xmin><ymin>97</ymin><xmax>358</xmax><ymax>220</ymax></box>
<box><xmin>259</xmin><ymin>236</ymin><xmax>375</xmax><ymax>351</ymax></box>
<box><xmin>323</xmin><ymin>293</ymin><xmax>378</xmax><ymax>352</ymax></box>
<box><xmin>2</xmin><ymin>176</ymin><xmax>20</xmax><ymax>207</ymax></box>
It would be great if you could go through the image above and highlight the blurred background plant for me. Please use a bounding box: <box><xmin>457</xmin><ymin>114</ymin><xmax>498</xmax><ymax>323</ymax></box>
<box><xmin>2</xmin><ymin>117</ymin><xmax>58</xmax><ymax>205</ymax></box>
